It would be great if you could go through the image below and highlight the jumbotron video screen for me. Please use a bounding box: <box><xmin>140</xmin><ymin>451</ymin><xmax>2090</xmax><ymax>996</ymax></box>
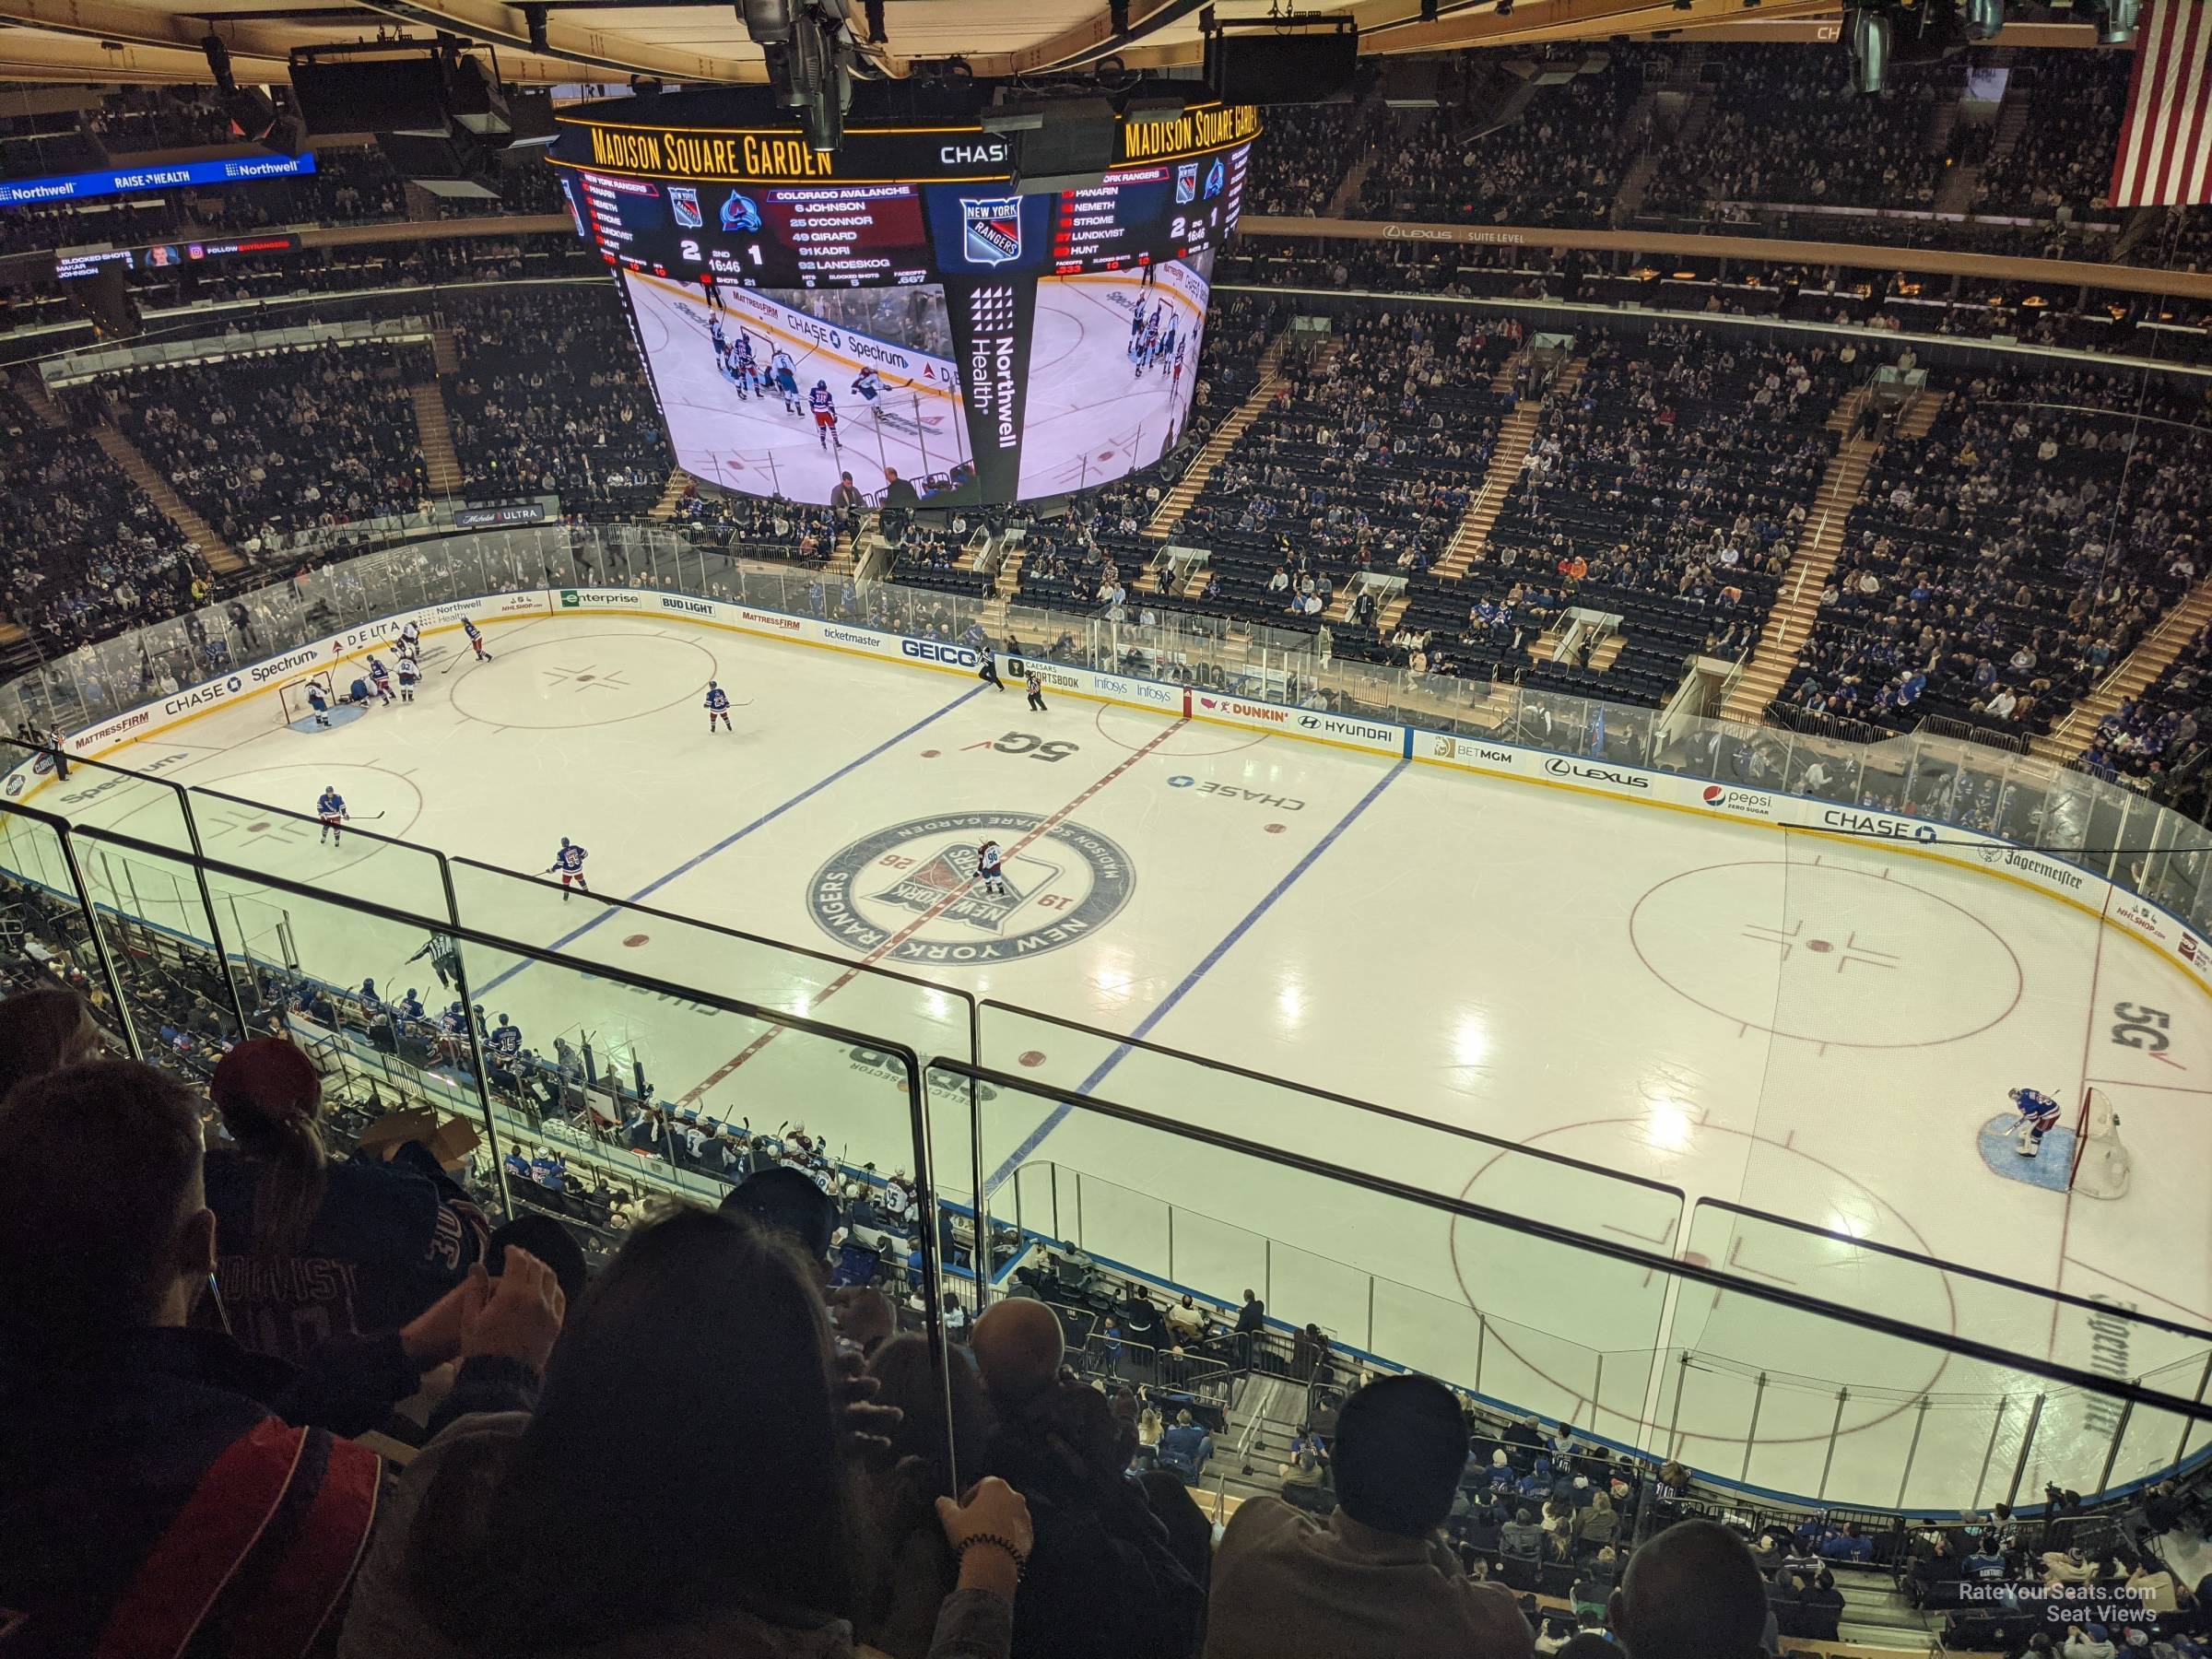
<box><xmin>547</xmin><ymin>91</ymin><xmax>1256</xmax><ymax>507</ymax></box>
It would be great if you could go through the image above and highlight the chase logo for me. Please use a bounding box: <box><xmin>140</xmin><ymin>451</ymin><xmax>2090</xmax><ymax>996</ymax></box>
<box><xmin>670</xmin><ymin>185</ymin><xmax>703</xmax><ymax>229</ymax></box>
<box><xmin>960</xmin><ymin>197</ymin><xmax>1022</xmax><ymax>265</ymax></box>
<box><xmin>807</xmin><ymin>810</ymin><xmax>1135</xmax><ymax>965</ymax></box>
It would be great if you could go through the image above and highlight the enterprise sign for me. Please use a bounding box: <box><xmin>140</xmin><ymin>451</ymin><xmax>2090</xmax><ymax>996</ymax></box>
<box><xmin>0</xmin><ymin>152</ymin><xmax>317</xmax><ymax>208</ymax></box>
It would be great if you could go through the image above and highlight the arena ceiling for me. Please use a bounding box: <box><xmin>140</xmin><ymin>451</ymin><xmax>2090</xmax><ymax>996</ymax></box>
<box><xmin>0</xmin><ymin>0</ymin><xmax>2098</xmax><ymax>89</ymax></box>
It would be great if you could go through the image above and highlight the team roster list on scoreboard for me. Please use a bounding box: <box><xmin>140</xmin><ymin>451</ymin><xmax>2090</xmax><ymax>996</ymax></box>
<box><xmin>757</xmin><ymin>184</ymin><xmax>932</xmax><ymax>287</ymax></box>
<box><xmin>1048</xmin><ymin>149</ymin><xmax>1250</xmax><ymax>275</ymax></box>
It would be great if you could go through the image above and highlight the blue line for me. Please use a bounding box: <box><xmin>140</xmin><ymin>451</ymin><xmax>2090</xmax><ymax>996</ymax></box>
<box><xmin>477</xmin><ymin>684</ymin><xmax>986</xmax><ymax>995</ymax></box>
<box><xmin>985</xmin><ymin>759</ymin><xmax>1408</xmax><ymax>1192</ymax></box>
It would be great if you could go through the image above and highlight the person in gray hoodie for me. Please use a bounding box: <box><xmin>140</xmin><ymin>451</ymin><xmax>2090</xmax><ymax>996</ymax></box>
<box><xmin>339</xmin><ymin>1208</ymin><xmax>1030</xmax><ymax>1659</ymax></box>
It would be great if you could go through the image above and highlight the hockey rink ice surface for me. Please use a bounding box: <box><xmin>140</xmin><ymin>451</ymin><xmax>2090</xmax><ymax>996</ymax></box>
<box><xmin>37</xmin><ymin>612</ymin><xmax>2212</xmax><ymax>1507</ymax></box>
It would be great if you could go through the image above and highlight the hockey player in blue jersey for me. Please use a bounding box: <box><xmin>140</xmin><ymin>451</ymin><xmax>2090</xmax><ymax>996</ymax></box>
<box><xmin>547</xmin><ymin>836</ymin><xmax>589</xmax><ymax>900</ymax></box>
<box><xmin>809</xmin><ymin>380</ymin><xmax>839</xmax><ymax>450</ymax></box>
<box><xmin>316</xmin><ymin>785</ymin><xmax>347</xmax><ymax>845</ymax></box>
<box><xmin>463</xmin><ymin>618</ymin><xmax>491</xmax><ymax>662</ymax></box>
<box><xmin>488</xmin><ymin>1012</ymin><xmax>524</xmax><ymax>1075</ymax></box>
<box><xmin>704</xmin><ymin>679</ymin><xmax>733</xmax><ymax>733</ymax></box>
<box><xmin>397</xmin><ymin>655</ymin><xmax>419</xmax><ymax>702</ymax></box>
<box><xmin>2009</xmin><ymin>1087</ymin><xmax>2064</xmax><ymax>1156</ymax></box>
<box><xmin>368</xmin><ymin>655</ymin><xmax>394</xmax><ymax>705</ymax></box>
<box><xmin>976</xmin><ymin>838</ymin><xmax>1007</xmax><ymax>898</ymax></box>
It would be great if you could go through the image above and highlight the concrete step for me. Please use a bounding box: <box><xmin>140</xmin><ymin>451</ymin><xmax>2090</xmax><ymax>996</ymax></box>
<box><xmin>92</xmin><ymin>423</ymin><xmax>240</xmax><ymax>571</ymax></box>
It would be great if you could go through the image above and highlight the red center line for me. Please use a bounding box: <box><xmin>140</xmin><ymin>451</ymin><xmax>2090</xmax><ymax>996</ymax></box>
<box><xmin>678</xmin><ymin>713</ymin><xmax>1194</xmax><ymax>1106</ymax></box>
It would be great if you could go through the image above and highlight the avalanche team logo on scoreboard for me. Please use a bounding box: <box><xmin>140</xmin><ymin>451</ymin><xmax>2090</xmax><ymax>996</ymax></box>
<box><xmin>670</xmin><ymin>186</ymin><xmax>703</xmax><ymax>229</ymax></box>
<box><xmin>1204</xmin><ymin>159</ymin><xmax>1225</xmax><ymax>199</ymax></box>
<box><xmin>960</xmin><ymin>196</ymin><xmax>1024</xmax><ymax>266</ymax></box>
<box><xmin>807</xmin><ymin>810</ymin><xmax>1134</xmax><ymax>964</ymax></box>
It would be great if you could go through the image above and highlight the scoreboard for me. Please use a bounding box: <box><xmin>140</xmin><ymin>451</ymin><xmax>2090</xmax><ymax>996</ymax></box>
<box><xmin>548</xmin><ymin>88</ymin><xmax>1257</xmax><ymax>509</ymax></box>
<box><xmin>549</xmin><ymin>95</ymin><xmax>1256</xmax><ymax>290</ymax></box>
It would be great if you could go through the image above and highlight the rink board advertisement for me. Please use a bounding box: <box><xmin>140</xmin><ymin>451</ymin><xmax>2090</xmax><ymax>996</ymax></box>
<box><xmin>12</xmin><ymin>580</ymin><xmax>2212</xmax><ymax>1004</ymax></box>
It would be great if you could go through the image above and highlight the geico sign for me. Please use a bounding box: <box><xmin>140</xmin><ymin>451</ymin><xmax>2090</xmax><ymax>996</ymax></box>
<box><xmin>901</xmin><ymin>639</ymin><xmax>978</xmax><ymax>668</ymax></box>
<box><xmin>1819</xmin><ymin>807</ymin><xmax>1938</xmax><ymax>844</ymax></box>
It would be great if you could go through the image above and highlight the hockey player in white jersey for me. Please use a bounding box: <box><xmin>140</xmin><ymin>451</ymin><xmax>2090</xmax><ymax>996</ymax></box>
<box><xmin>397</xmin><ymin>654</ymin><xmax>419</xmax><ymax>703</ymax></box>
<box><xmin>771</xmin><ymin>348</ymin><xmax>801</xmax><ymax>414</ymax></box>
<box><xmin>975</xmin><ymin>839</ymin><xmax>1007</xmax><ymax>898</ymax></box>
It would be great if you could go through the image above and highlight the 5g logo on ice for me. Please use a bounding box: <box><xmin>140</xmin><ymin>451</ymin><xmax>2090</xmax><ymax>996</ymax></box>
<box><xmin>2110</xmin><ymin>1002</ymin><xmax>2172</xmax><ymax>1053</ymax></box>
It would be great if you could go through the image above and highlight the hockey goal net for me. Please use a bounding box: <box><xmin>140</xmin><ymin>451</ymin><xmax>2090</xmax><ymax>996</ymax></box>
<box><xmin>2068</xmin><ymin>1087</ymin><xmax>2132</xmax><ymax>1199</ymax></box>
<box><xmin>278</xmin><ymin>672</ymin><xmax>335</xmax><ymax>727</ymax></box>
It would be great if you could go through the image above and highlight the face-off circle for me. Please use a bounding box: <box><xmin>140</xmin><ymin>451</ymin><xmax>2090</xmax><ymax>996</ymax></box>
<box><xmin>1629</xmin><ymin>860</ymin><xmax>2022</xmax><ymax>1048</ymax></box>
<box><xmin>806</xmin><ymin>810</ymin><xmax>1135</xmax><ymax>966</ymax></box>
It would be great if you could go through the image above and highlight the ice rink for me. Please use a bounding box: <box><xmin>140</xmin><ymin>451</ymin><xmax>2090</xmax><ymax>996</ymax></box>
<box><xmin>32</xmin><ymin>609</ymin><xmax>2212</xmax><ymax>1506</ymax></box>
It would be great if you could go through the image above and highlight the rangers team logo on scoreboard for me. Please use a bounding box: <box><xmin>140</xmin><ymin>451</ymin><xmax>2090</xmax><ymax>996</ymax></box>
<box><xmin>669</xmin><ymin>185</ymin><xmax>703</xmax><ymax>229</ymax></box>
<box><xmin>959</xmin><ymin>196</ymin><xmax>1024</xmax><ymax>266</ymax></box>
<box><xmin>807</xmin><ymin>810</ymin><xmax>1134</xmax><ymax>963</ymax></box>
<box><xmin>1175</xmin><ymin>162</ymin><xmax>1198</xmax><ymax>204</ymax></box>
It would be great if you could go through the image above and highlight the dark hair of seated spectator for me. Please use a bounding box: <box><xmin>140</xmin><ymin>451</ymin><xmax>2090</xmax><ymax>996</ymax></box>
<box><xmin>207</xmin><ymin>1035</ymin><xmax>329</xmax><ymax>1255</ymax></box>
<box><xmin>1334</xmin><ymin>1373</ymin><xmax>1470</xmax><ymax>1535</ymax></box>
<box><xmin>0</xmin><ymin>1057</ymin><xmax>207</xmax><ymax>1339</ymax></box>
<box><xmin>1609</xmin><ymin>1519</ymin><xmax>1769</xmax><ymax>1659</ymax></box>
<box><xmin>0</xmin><ymin>984</ymin><xmax>102</xmax><ymax>1098</ymax></box>
<box><xmin>1556</xmin><ymin>1636</ymin><xmax>1618</xmax><ymax>1659</ymax></box>
<box><xmin>344</xmin><ymin>1209</ymin><xmax>982</xmax><ymax>1659</ymax></box>
<box><xmin>857</xmin><ymin>1333</ymin><xmax>1001</xmax><ymax>1656</ymax></box>
<box><xmin>721</xmin><ymin>1161</ymin><xmax>839</xmax><ymax>1262</ymax></box>
<box><xmin>1135</xmin><ymin>1465</ymin><xmax>1216</xmax><ymax>1594</ymax></box>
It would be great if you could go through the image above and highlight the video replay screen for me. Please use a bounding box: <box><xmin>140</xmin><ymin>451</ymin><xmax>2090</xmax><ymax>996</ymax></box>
<box><xmin>549</xmin><ymin>92</ymin><xmax>1254</xmax><ymax>506</ymax></box>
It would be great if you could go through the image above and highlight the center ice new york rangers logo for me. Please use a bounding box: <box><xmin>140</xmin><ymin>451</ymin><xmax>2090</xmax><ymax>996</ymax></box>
<box><xmin>806</xmin><ymin>810</ymin><xmax>1135</xmax><ymax>964</ymax></box>
<box><xmin>960</xmin><ymin>197</ymin><xmax>1023</xmax><ymax>266</ymax></box>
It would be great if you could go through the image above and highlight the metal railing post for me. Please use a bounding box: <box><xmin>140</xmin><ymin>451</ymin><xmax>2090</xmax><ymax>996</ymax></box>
<box><xmin>1473</xmin><ymin>1312</ymin><xmax>1488</xmax><ymax>1398</ymax></box>
<box><xmin>1897</xmin><ymin>1396</ymin><xmax>1932</xmax><ymax>1509</ymax></box>
<box><xmin>1973</xmin><ymin>1397</ymin><xmax>2011</xmax><ymax>1511</ymax></box>
<box><xmin>1740</xmin><ymin>1371</ymin><xmax>1768</xmax><ymax>1482</ymax></box>
<box><xmin>2174</xmin><ymin>1352</ymin><xmax>2212</xmax><ymax>1471</ymax></box>
<box><xmin>435</xmin><ymin>857</ymin><xmax>513</xmax><ymax>1221</ymax></box>
<box><xmin>2006</xmin><ymin>1394</ymin><xmax>2046</xmax><ymax>1508</ymax></box>
<box><xmin>1817</xmin><ymin>1388</ymin><xmax>1849</xmax><ymax>1501</ymax></box>
<box><xmin>2097</xmin><ymin>1397</ymin><xmax>2136</xmax><ymax>1496</ymax></box>
<box><xmin>54</xmin><ymin>827</ymin><xmax>142</xmax><ymax>1059</ymax></box>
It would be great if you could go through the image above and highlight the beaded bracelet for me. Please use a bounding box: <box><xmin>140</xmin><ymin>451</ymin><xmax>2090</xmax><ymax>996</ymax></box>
<box><xmin>957</xmin><ymin>1534</ymin><xmax>1030</xmax><ymax>1583</ymax></box>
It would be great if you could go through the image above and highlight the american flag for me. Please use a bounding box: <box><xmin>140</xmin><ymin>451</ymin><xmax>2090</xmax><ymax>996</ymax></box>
<box><xmin>2110</xmin><ymin>0</ymin><xmax>2212</xmax><ymax>207</ymax></box>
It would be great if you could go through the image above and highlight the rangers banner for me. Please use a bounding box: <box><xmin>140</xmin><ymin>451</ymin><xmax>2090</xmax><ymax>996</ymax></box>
<box><xmin>2112</xmin><ymin>0</ymin><xmax>2212</xmax><ymax>206</ymax></box>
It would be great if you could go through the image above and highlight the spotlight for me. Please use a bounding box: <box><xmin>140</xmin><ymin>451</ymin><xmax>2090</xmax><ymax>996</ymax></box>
<box><xmin>1848</xmin><ymin>6</ymin><xmax>1892</xmax><ymax>94</ymax></box>
<box><xmin>2094</xmin><ymin>0</ymin><xmax>2140</xmax><ymax>43</ymax></box>
<box><xmin>1963</xmin><ymin>0</ymin><xmax>2003</xmax><ymax>35</ymax></box>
